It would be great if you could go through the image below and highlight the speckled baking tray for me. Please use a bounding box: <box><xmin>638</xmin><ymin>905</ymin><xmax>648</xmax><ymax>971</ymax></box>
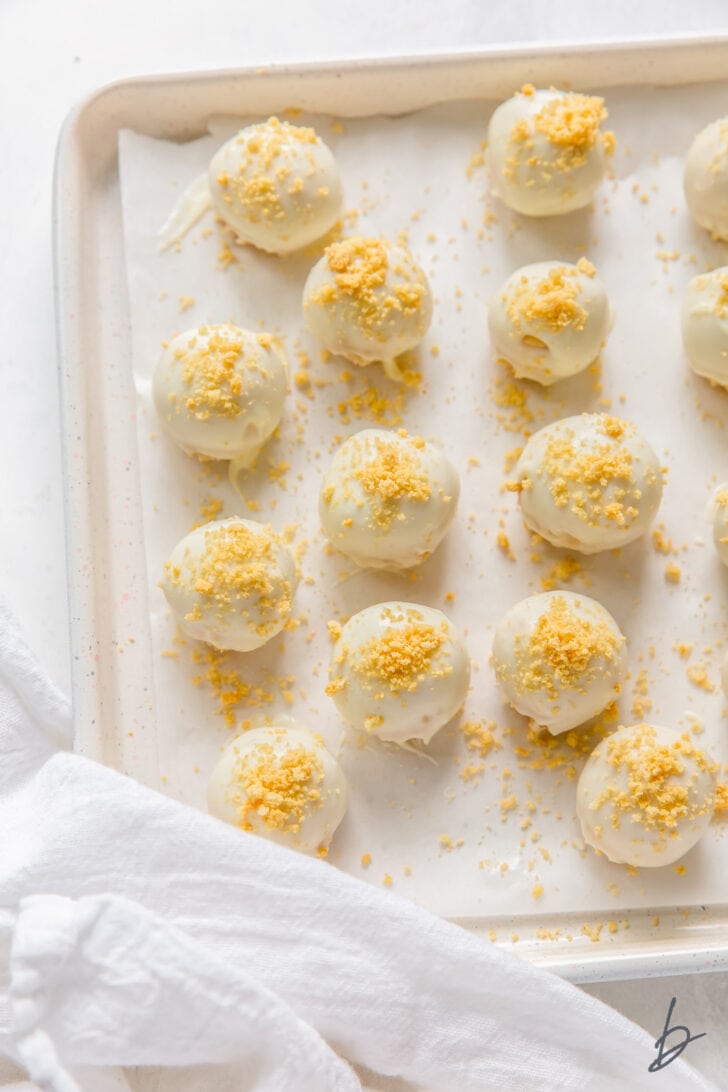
<box><xmin>54</xmin><ymin>34</ymin><xmax>728</xmax><ymax>982</ymax></box>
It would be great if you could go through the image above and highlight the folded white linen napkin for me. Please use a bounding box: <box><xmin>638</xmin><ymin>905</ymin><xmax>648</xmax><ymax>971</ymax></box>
<box><xmin>0</xmin><ymin>598</ymin><xmax>718</xmax><ymax>1092</ymax></box>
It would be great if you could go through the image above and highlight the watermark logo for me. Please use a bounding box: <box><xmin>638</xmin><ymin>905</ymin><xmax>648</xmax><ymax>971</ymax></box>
<box><xmin>649</xmin><ymin>996</ymin><xmax>706</xmax><ymax>1073</ymax></box>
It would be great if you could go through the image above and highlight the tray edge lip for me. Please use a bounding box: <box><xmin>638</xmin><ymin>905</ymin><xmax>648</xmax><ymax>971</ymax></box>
<box><xmin>53</xmin><ymin>28</ymin><xmax>728</xmax><ymax>144</ymax></box>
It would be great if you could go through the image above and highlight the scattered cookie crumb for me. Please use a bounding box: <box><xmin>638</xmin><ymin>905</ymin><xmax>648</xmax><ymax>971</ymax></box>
<box><xmin>496</xmin><ymin>531</ymin><xmax>515</xmax><ymax>559</ymax></box>
<box><xmin>686</xmin><ymin>663</ymin><xmax>714</xmax><ymax>691</ymax></box>
<box><xmin>440</xmin><ymin>833</ymin><xmax>465</xmax><ymax>851</ymax></box>
<box><xmin>713</xmin><ymin>783</ymin><xmax>728</xmax><ymax>819</ymax></box>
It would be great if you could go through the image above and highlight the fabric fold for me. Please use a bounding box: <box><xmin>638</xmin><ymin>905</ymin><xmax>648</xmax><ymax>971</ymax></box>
<box><xmin>4</xmin><ymin>893</ymin><xmax>357</xmax><ymax>1091</ymax></box>
<box><xmin>0</xmin><ymin>599</ymin><xmax>719</xmax><ymax>1092</ymax></box>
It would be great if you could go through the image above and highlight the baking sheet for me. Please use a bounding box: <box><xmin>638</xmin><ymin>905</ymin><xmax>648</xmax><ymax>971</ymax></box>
<box><xmin>118</xmin><ymin>80</ymin><xmax>728</xmax><ymax>925</ymax></box>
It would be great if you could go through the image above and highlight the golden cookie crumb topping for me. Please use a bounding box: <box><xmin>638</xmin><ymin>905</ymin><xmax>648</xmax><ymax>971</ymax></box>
<box><xmin>327</xmin><ymin>606</ymin><xmax>451</xmax><ymax>697</ymax></box>
<box><xmin>227</xmin><ymin>737</ymin><xmax>324</xmax><ymax>834</ymax></box>
<box><xmin>216</xmin><ymin>117</ymin><xmax>320</xmax><ymax>225</ymax></box>
<box><xmin>540</xmin><ymin>415</ymin><xmax>648</xmax><ymax>528</ymax></box>
<box><xmin>165</xmin><ymin>522</ymin><xmax>291</xmax><ymax>629</ymax></box>
<box><xmin>533</xmin><ymin>93</ymin><xmax>609</xmax><ymax>153</ymax></box>
<box><xmin>343</xmin><ymin>434</ymin><xmax>432</xmax><ymax>528</ymax></box>
<box><xmin>591</xmin><ymin>724</ymin><xmax>717</xmax><ymax>833</ymax></box>
<box><xmin>355</xmin><ymin>618</ymin><xmax>446</xmax><ymax>693</ymax></box>
<box><xmin>713</xmin><ymin>782</ymin><xmax>728</xmax><ymax>817</ymax></box>
<box><xmin>356</xmin><ymin>435</ymin><xmax>429</xmax><ymax>494</ymax></box>
<box><xmin>310</xmin><ymin>236</ymin><xmax>427</xmax><ymax>336</ymax></box>
<box><xmin>506</xmin><ymin>264</ymin><xmax>588</xmax><ymax>334</ymax></box>
<box><xmin>509</xmin><ymin>90</ymin><xmax>615</xmax><ymax>172</ymax></box>
<box><xmin>513</xmin><ymin>595</ymin><xmax>623</xmax><ymax>697</ymax></box>
<box><xmin>171</xmin><ymin>325</ymin><xmax>260</xmax><ymax>420</ymax></box>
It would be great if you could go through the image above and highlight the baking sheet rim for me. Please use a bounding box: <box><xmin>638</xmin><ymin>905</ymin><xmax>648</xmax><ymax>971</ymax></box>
<box><xmin>53</xmin><ymin>34</ymin><xmax>728</xmax><ymax>982</ymax></box>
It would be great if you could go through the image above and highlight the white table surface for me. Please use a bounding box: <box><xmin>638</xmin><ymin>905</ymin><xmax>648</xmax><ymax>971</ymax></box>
<box><xmin>2</xmin><ymin>0</ymin><xmax>728</xmax><ymax>1087</ymax></box>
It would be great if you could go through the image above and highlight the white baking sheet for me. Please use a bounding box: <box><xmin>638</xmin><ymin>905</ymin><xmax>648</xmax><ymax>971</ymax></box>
<box><xmin>118</xmin><ymin>80</ymin><xmax>728</xmax><ymax>924</ymax></box>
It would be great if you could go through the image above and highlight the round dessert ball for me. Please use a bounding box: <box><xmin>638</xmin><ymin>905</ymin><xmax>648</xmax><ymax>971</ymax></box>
<box><xmin>492</xmin><ymin>591</ymin><xmax>627</xmax><ymax>735</ymax></box>
<box><xmin>510</xmin><ymin>413</ymin><xmax>663</xmax><ymax>554</ymax></box>
<box><xmin>576</xmin><ymin>723</ymin><xmax>717</xmax><ymax>868</ymax></box>
<box><xmin>161</xmin><ymin>517</ymin><xmax>297</xmax><ymax>651</ymax></box>
<box><xmin>684</xmin><ymin>117</ymin><xmax>728</xmax><ymax>240</ymax></box>
<box><xmin>487</xmin><ymin>85</ymin><xmax>615</xmax><ymax>217</ymax></box>
<box><xmin>326</xmin><ymin>602</ymin><xmax>470</xmax><ymax>745</ymax></box>
<box><xmin>208</xmin><ymin>117</ymin><xmax>342</xmax><ymax>254</ymax></box>
<box><xmin>488</xmin><ymin>258</ymin><xmax>611</xmax><ymax>385</ymax></box>
<box><xmin>681</xmin><ymin>266</ymin><xmax>728</xmax><ymax>387</ymax></box>
<box><xmin>207</xmin><ymin>722</ymin><xmax>347</xmax><ymax>856</ymax></box>
<box><xmin>319</xmin><ymin>429</ymin><xmax>459</xmax><ymax>570</ymax></box>
<box><xmin>153</xmin><ymin>323</ymin><xmax>287</xmax><ymax>464</ymax></box>
<box><xmin>302</xmin><ymin>236</ymin><xmax>433</xmax><ymax>381</ymax></box>
<box><xmin>711</xmin><ymin>486</ymin><xmax>728</xmax><ymax>566</ymax></box>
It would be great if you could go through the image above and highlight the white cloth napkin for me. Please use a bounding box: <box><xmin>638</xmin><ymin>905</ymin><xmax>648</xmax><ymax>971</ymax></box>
<box><xmin>0</xmin><ymin>598</ymin><xmax>718</xmax><ymax>1092</ymax></box>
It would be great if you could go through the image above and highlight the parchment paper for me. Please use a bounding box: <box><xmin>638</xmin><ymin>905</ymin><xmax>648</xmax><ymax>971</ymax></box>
<box><xmin>119</xmin><ymin>80</ymin><xmax>728</xmax><ymax>923</ymax></box>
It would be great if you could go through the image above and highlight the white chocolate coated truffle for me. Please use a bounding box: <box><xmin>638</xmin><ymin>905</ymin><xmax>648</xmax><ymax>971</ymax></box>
<box><xmin>161</xmin><ymin>517</ymin><xmax>297</xmax><ymax>652</ymax></box>
<box><xmin>302</xmin><ymin>236</ymin><xmax>432</xmax><ymax>381</ymax></box>
<box><xmin>488</xmin><ymin>259</ymin><xmax>611</xmax><ymax>385</ymax></box>
<box><xmin>207</xmin><ymin>722</ymin><xmax>347</xmax><ymax>855</ymax></box>
<box><xmin>319</xmin><ymin>429</ymin><xmax>459</xmax><ymax>570</ymax></box>
<box><xmin>681</xmin><ymin>267</ymin><xmax>728</xmax><ymax>387</ymax></box>
<box><xmin>153</xmin><ymin>324</ymin><xmax>287</xmax><ymax>463</ymax></box>
<box><xmin>208</xmin><ymin>117</ymin><xmax>342</xmax><ymax>254</ymax></box>
<box><xmin>327</xmin><ymin>602</ymin><xmax>470</xmax><ymax>745</ymax></box>
<box><xmin>711</xmin><ymin>486</ymin><xmax>728</xmax><ymax>566</ymax></box>
<box><xmin>576</xmin><ymin>723</ymin><xmax>717</xmax><ymax>868</ymax></box>
<box><xmin>511</xmin><ymin>414</ymin><xmax>663</xmax><ymax>554</ymax></box>
<box><xmin>492</xmin><ymin>591</ymin><xmax>626</xmax><ymax>735</ymax></box>
<box><xmin>487</xmin><ymin>86</ymin><xmax>615</xmax><ymax>217</ymax></box>
<box><xmin>684</xmin><ymin>117</ymin><xmax>728</xmax><ymax>241</ymax></box>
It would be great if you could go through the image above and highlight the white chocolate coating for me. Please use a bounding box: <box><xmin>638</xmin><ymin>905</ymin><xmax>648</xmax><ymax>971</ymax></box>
<box><xmin>208</xmin><ymin>117</ymin><xmax>342</xmax><ymax>254</ymax></box>
<box><xmin>487</xmin><ymin>87</ymin><xmax>614</xmax><ymax>217</ymax></box>
<box><xmin>319</xmin><ymin>429</ymin><xmax>459</xmax><ymax>570</ymax></box>
<box><xmin>512</xmin><ymin>413</ymin><xmax>663</xmax><ymax>554</ymax></box>
<box><xmin>681</xmin><ymin>266</ymin><xmax>728</xmax><ymax>387</ymax></box>
<box><xmin>160</xmin><ymin>517</ymin><xmax>297</xmax><ymax>652</ymax></box>
<box><xmin>302</xmin><ymin>236</ymin><xmax>432</xmax><ymax>380</ymax></box>
<box><xmin>207</xmin><ymin>722</ymin><xmax>347</xmax><ymax>855</ymax></box>
<box><xmin>488</xmin><ymin>259</ymin><xmax>611</xmax><ymax>385</ymax></box>
<box><xmin>712</xmin><ymin>485</ymin><xmax>728</xmax><ymax>566</ymax></box>
<box><xmin>576</xmin><ymin>723</ymin><xmax>717</xmax><ymax>868</ymax></box>
<box><xmin>153</xmin><ymin>324</ymin><xmax>287</xmax><ymax>462</ymax></box>
<box><xmin>684</xmin><ymin>117</ymin><xmax>728</xmax><ymax>241</ymax></box>
<box><xmin>492</xmin><ymin>591</ymin><xmax>626</xmax><ymax>735</ymax></box>
<box><xmin>327</xmin><ymin>602</ymin><xmax>470</xmax><ymax>745</ymax></box>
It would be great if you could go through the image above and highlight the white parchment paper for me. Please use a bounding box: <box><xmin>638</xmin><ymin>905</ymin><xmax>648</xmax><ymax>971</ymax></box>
<box><xmin>119</xmin><ymin>80</ymin><xmax>728</xmax><ymax>924</ymax></box>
